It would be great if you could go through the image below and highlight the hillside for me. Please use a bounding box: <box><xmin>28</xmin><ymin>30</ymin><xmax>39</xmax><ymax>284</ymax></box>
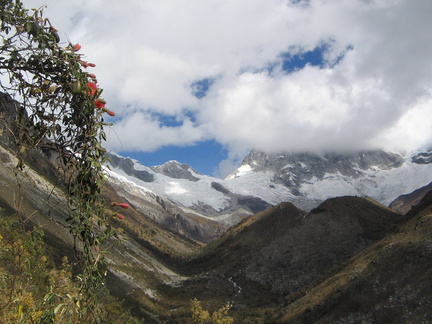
<box><xmin>167</xmin><ymin>196</ymin><xmax>407</xmax><ymax>321</ymax></box>
<box><xmin>0</xmin><ymin>140</ymin><xmax>199</xmax><ymax>322</ymax></box>
<box><xmin>389</xmin><ymin>181</ymin><xmax>432</xmax><ymax>214</ymax></box>
<box><xmin>281</xmin><ymin>190</ymin><xmax>432</xmax><ymax>323</ymax></box>
<box><xmin>2</xmin><ymin>92</ymin><xmax>432</xmax><ymax>323</ymax></box>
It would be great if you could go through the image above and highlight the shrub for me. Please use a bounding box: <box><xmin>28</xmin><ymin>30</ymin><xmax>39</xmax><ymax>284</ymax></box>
<box><xmin>0</xmin><ymin>0</ymin><xmax>122</xmax><ymax>321</ymax></box>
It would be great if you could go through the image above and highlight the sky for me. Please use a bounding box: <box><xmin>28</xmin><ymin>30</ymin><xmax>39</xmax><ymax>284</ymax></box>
<box><xmin>26</xmin><ymin>0</ymin><xmax>432</xmax><ymax>177</ymax></box>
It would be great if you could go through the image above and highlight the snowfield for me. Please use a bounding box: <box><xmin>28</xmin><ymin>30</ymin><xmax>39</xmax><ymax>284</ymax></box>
<box><xmin>106</xmin><ymin>149</ymin><xmax>432</xmax><ymax>217</ymax></box>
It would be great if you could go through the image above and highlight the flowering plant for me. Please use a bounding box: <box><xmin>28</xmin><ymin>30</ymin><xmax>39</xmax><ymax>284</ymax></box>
<box><xmin>0</xmin><ymin>1</ymin><xmax>121</xmax><ymax>321</ymax></box>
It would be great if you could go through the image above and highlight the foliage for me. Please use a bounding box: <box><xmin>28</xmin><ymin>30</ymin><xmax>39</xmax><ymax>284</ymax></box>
<box><xmin>0</xmin><ymin>0</ymin><xmax>120</xmax><ymax>321</ymax></box>
<box><xmin>191</xmin><ymin>298</ymin><xmax>234</xmax><ymax>324</ymax></box>
<box><xmin>0</xmin><ymin>213</ymin><xmax>140</xmax><ymax>323</ymax></box>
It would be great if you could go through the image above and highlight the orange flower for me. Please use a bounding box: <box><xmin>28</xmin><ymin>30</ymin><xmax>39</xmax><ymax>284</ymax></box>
<box><xmin>74</xmin><ymin>43</ymin><xmax>81</xmax><ymax>52</ymax></box>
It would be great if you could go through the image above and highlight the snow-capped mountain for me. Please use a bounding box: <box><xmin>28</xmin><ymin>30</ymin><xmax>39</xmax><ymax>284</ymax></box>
<box><xmin>224</xmin><ymin>149</ymin><xmax>432</xmax><ymax>210</ymax></box>
<box><xmin>105</xmin><ymin>153</ymin><xmax>271</xmax><ymax>230</ymax></box>
<box><xmin>105</xmin><ymin>149</ymin><xmax>432</xmax><ymax>227</ymax></box>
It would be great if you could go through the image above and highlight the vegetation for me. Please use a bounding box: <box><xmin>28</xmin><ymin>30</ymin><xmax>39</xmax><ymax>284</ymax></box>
<box><xmin>191</xmin><ymin>298</ymin><xmax>233</xmax><ymax>324</ymax></box>
<box><xmin>0</xmin><ymin>0</ymin><xmax>122</xmax><ymax>321</ymax></box>
<box><xmin>0</xmin><ymin>211</ymin><xmax>140</xmax><ymax>323</ymax></box>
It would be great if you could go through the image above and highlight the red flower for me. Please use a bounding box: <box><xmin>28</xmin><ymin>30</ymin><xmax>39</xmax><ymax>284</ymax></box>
<box><xmin>112</xmin><ymin>202</ymin><xmax>129</xmax><ymax>209</ymax></box>
<box><xmin>106</xmin><ymin>110</ymin><xmax>115</xmax><ymax>117</ymax></box>
<box><xmin>87</xmin><ymin>82</ymin><xmax>97</xmax><ymax>96</ymax></box>
<box><xmin>94</xmin><ymin>98</ymin><xmax>106</xmax><ymax>109</ymax></box>
<box><xmin>117</xmin><ymin>214</ymin><xmax>124</xmax><ymax>220</ymax></box>
<box><xmin>88</xmin><ymin>73</ymin><xmax>97</xmax><ymax>79</ymax></box>
<box><xmin>74</xmin><ymin>43</ymin><xmax>81</xmax><ymax>52</ymax></box>
<box><xmin>80</xmin><ymin>61</ymin><xmax>96</xmax><ymax>68</ymax></box>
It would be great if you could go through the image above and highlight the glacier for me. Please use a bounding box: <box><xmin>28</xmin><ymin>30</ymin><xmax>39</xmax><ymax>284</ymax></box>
<box><xmin>105</xmin><ymin>149</ymin><xmax>432</xmax><ymax>224</ymax></box>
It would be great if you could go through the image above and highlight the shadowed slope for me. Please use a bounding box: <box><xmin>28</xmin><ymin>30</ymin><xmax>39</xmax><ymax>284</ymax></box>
<box><xmin>281</xmin><ymin>189</ymin><xmax>432</xmax><ymax>323</ymax></box>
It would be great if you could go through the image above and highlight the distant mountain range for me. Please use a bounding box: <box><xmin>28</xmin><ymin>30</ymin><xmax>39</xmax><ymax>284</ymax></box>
<box><xmin>105</xmin><ymin>148</ymin><xmax>432</xmax><ymax>234</ymax></box>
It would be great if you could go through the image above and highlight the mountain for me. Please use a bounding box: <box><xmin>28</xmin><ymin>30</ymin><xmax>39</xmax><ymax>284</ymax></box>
<box><xmin>105</xmin><ymin>148</ymin><xmax>432</xmax><ymax>236</ymax></box>
<box><xmin>4</xmin><ymin>134</ymin><xmax>432</xmax><ymax>322</ymax></box>
<box><xmin>187</xmin><ymin>197</ymin><xmax>408</xmax><ymax>295</ymax></box>
<box><xmin>389</xmin><ymin>181</ymin><xmax>432</xmax><ymax>214</ymax></box>
<box><xmin>4</xmin><ymin>132</ymin><xmax>432</xmax><ymax>322</ymax></box>
<box><xmin>225</xmin><ymin>149</ymin><xmax>432</xmax><ymax>209</ymax></box>
<box><xmin>3</xmin><ymin>91</ymin><xmax>432</xmax><ymax>322</ymax></box>
<box><xmin>280</xmin><ymin>189</ymin><xmax>432</xmax><ymax>323</ymax></box>
<box><xmin>147</xmin><ymin>189</ymin><xmax>432</xmax><ymax>323</ymax></box>
<box><xmin>106</xmin><ymin>152</ymin><xmax>272</xmax><ymax>235</ymax></box>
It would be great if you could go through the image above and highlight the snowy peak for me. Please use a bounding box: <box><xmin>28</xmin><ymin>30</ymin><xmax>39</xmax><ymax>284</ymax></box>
<box><xmin>106</xmin><ymin>148</ymin><xmax>432</xmax><ymax>227</ymax></box>
<box><xmin>150</xmin><ymin>160</ymin><xmax>201</xmax><ymax>182</ymax></box>
<box><xmin>224</xmin><ymin>149</ymin><xmax>432</xmax><ymax>210</ymax></box>
<box><xmin>227</xmin><ymin>150</ymin><xmax>403</xmax><ymax>180</ymax></box>
<box><xmin>105</xmin><ymin>152</ymin><xmax>272</xmax><ymax>224</ymax></box>
<box><xmin>236</xmin><ymin>149</ymin><xmax>404</xmax><ymax>178</ymax></box>
<box><xmin>107</xmin><ymin>152</ymin><xmax>155</xmax><ymax>182</ymax></box>
<box><xmin>107</xmin><ymin>153</ymin><xmax>201</xmax><ymax>182</ymax></box>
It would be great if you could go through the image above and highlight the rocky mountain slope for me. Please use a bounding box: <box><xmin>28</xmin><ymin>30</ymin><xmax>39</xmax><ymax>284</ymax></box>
<box><xmin>106</xmin><ymin>152</ymin><xmax>271</xmax><ymax>241</ymax></box>
<box><xmin>0</xmin><ymin>140</ymin><xmax>201</xmax><ymax>322</ymax></box>
<box><xmin>280</xmin><ymin>190</ymin><xmax>432</xmax><ymax>323</ymax></box>
<box><xmin>226</xmin><ymin>149</ymin><xmax>432</xmax><ymax>208</ymax></box>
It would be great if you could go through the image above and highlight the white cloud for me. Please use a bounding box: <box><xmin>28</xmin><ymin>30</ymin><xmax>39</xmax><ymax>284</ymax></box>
<box><xmin>27</xmin><ymin>0</ymin><xmax>432</xmax><ymax>175</ymax></box>
<box><xmin>106</xmin><ymin>111</ymin><xmax>205</xmax><ymax>152</ymax></box>
<box><xmin>379</xmin><ymin>96</ymin><xmax>432</xmax><ymax>153</ymax></box>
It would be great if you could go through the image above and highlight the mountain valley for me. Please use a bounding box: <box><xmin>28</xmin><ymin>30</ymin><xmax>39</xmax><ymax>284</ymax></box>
<box><xmin>2</xmin><ymin>92</ymin><xmax>432</xmax><ymax>322</ymax></box>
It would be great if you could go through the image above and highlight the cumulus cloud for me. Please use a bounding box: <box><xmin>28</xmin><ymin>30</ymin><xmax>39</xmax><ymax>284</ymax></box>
<box><xmin>28</xmin><ymin>0</ymin><xmax>432</xmax><ymax>176</ymax></box>
<box><xmin>105</xmin><ymin>111</ymin><xmax>206</xmax><ymax>152</ymax></box>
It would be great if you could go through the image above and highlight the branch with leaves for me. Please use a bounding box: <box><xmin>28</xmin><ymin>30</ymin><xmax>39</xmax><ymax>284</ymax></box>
<box><xmin>0</xmin><ymin>1</ymin><xmax>124</xmax><ymax>320</ymax></box>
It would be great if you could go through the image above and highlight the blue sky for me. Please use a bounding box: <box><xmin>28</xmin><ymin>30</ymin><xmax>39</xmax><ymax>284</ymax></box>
<box><xmin>122</xmin><ymin>140</ymin><xmax>227</xmax><ymax>176</ymax></box>
<box><xmin>29</xmin><ymin>0</ymin><xmax>432</xmax><ymax>177</ymax></box>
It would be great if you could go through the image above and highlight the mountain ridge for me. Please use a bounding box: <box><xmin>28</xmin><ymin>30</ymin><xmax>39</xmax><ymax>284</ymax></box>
<box><xmin>280</xmin><ymin>190</ymin><xmax>432</xmax><ymax>323</ymax></box>
<box><xmin>106</xmin><ymin>148</ymin><xmax>432</xmax><ymax>232</ymax></box>
<box><xmin>187</xmin><ymin>196</ymin><xmax>408</xmax><ymax>295</ymax></box>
